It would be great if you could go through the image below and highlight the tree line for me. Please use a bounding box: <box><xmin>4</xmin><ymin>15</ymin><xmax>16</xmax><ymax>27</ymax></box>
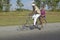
<box><xmin>0</xmin><ymin>0</ymin><xmax>60</xmax><ymax>12</ymax></box>
<box><xmin>0</xmin><ymin>0</ymin><xmax>24</xmax><ymax>12</ymax></box>
<box><xmin>34</xmin><ymin>0</ymin><xmax>60</xmax><ymax>11</ymax></box>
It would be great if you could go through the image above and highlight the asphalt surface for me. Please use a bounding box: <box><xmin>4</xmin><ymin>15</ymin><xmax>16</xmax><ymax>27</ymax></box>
<box><xmin>0</xmin><ymin>23</ymin><xmax>60</xmax><ymax>40</ymax></box>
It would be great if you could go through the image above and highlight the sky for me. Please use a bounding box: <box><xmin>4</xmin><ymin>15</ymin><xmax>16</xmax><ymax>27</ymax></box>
<box><xmin>10</xmin><ymin>0</ymin><xmax>33</xmax><ymax>11</ymax></box>
<box><xmin>10</xmin><ymin>0</ymin><xmax>49</xmax><ymax>11</ymax></box>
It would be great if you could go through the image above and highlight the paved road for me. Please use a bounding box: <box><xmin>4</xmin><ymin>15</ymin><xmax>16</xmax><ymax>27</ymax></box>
<box><xmin>0</xmin><ymin>23</ymin><xmax>60</xmax><ymax>40</ymax></box>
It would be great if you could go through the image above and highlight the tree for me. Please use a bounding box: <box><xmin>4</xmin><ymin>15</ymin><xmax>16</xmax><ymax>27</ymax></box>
<box><xmin>0</xmin><ymin>0</ymin><xmax>3</xmax><ymax>11</ymax></box>
<box><xmin>34</xmin><ymin>0</ymin><xmax>60</xmax><ymax>10</ymax></box>
<box><xmin>0</xmin><ymin>0</ymin><xmax>11</xmax><ymax>12</ymax></box>
<box><xmin>34</xmin><ymin>0</ymin><xmax>46</xmax><ymax>8</ymax></box>
<box><xmin>57</xmin><ymin>2</ymin><xmax>60</xmax><ymax>9</ymax></box>
<box><xmin>16</xmin><ymin>0</ymin><xmax>24</xmax><ymax>10</ymax></box>
<box><xmin>46</xmin><ymin>0</ymin><xmax>60</xmax><ymax>10</ymax></box>
<box><xmin>34</xmin><ymin>0</ymin><xmax>40</xmax><ymax>9</ymax></box>
<box><xmin>3</xmin><ymin>0</ymin><xmax>10</xmax><ymax>11</ymax></box>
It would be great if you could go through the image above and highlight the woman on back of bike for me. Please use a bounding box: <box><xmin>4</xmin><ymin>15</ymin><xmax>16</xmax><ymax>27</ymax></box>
<box><xmin>40</xmin><ymin>6</ymin><xmax>47</xmax><ymax>28</ymax></box>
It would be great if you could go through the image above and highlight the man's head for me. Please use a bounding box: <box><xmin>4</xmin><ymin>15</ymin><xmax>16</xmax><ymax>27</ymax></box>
<box><xmin>32</xmin><ymin>3</ymin><xmax>36</xmax><ymax>11</ymax></box>
<box><xmin>32</xmin><ymin>4</ymin><xmax>36</xmax><ymax>6</ymax></box>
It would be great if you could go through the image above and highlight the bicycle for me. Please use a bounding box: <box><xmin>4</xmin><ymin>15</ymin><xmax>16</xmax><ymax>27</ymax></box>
<box><xmin>18</xmin><ymin>14</ymin><xmax>41</xmax><ymax>31</ymax></box>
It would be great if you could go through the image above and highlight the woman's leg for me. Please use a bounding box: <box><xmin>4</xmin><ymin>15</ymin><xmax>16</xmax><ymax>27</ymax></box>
<box><xmin>43</xmin><ymin>16</ymin><xmax>47</xmax><ymax>23</ymax></box>
<box><xmin>40</xmin><ymin>16</ymin><xmax>44</xmax><ymax>28</ymax></box>
<box><xmin>44</xmin><ymin>18</ymin><xmax>47</xmax><ymax>23</ymax></box>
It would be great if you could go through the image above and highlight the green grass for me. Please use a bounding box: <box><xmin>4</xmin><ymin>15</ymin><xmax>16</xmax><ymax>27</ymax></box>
<box><xmin>46</xmin><ymin>12</ymin><xmax>60</xmax><ymax>23</ymax></box>
<box><xmin>0</xmin><ymin>11</ymin><xmax>60</xmax><ymax>26</ymax></box>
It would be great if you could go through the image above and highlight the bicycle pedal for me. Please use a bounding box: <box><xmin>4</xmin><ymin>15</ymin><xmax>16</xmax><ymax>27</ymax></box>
<box><xmin>37</xmin><ymin>27</ymin><xmax>41</xmax><ymax>30</ymax></box>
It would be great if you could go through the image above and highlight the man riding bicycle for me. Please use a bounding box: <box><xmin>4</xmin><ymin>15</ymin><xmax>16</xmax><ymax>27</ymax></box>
<box><xmin>32</xmin><ymin>3</ymin><xmax>41</xmax><ymax>27</ymax></box>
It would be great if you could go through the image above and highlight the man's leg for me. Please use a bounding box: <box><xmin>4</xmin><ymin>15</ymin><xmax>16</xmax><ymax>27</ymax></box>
<box><xmin>33</xmin><ymin>16</ymin><xmax>37</xmax><ymax>25</ymax></box>
<box><xmin>33</xmin><ymin>14</ymin><xmax>40</xmax><ymax>25</ymax></box>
